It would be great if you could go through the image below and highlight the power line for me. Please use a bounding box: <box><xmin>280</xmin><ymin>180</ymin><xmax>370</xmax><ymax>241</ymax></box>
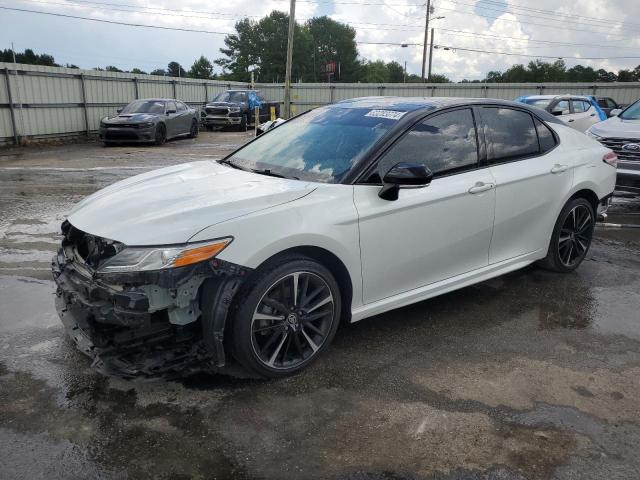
<box><xmin>445</xmin><ymin>0</ymin><xmax>639</xmax><ymax>33</ymax></box>
<box><xmin>435</xmin><ymin>44</ymin><xmax>640</xmax><ymax>60</ymax></box>
<box><xmin>473</xmin><ymin>0</ymin><xmax>640</xmax><ymax>30</ymax></box>
<box><xmin>0</xmin><ymin>6</ymin><xmax>233</xmax><ymax>34</ymax></box>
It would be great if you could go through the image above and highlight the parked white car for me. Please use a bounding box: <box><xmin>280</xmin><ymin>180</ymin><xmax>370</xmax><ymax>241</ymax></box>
<box><xmin>517</xmin><ymin>94</ymin><xmax>607</xmax><ymax>132</ymax></box>
<box><xmin>53</xmin><ymin>98</ymin><xmax>617</xmax><ymax>379</ymax></box>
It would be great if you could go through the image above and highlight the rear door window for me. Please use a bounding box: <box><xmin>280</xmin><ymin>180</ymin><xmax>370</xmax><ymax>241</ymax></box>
<box><xmin>167</xmin><ymin>101</ymin><xmax>177</xmax><ymax>112</ymax></box>
<box><xmin>482</xmin><ymin>107</ymin><xmax>539</xmax><ymax>163</ymax></box>
<box><xmin>551</xmin><ymin>100</ymin><xmax>570</xmax><ymax>115</ymax></box>
<box><xmin>177</xmin><ymin>102</ymin><xmax>187</xmax><ymax>112</ymax></box>
<box><xmin>378</xmin><ymin>108</ymin><xmax>479</xmax><ymax>177</ymax></box>
<box><xmin>572</xmin><ymin>100</ymin><xmax>590</xmax><ymax>113</ymax></box>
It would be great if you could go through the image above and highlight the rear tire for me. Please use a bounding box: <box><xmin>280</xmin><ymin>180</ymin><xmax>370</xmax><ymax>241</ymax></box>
<box><xmin>537</xmin><ymin>197</ymin><xmax>595</xmax><ymax>273</ymax></box>
<box><xmin>154</xmin><ymin>124</ymin><xmax>166</xmax><ymax>146</ymax></box>
<box><xmin>229</xmin><ymin>255</ymin><xmax>341</xmax><ymax>378</ymax></box>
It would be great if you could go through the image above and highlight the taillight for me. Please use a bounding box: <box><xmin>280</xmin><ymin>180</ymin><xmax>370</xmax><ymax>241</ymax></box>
<box><xmin>603</xmin><ymin>151</ymin><xmax>618</xmax><ymax>167</ymax></box>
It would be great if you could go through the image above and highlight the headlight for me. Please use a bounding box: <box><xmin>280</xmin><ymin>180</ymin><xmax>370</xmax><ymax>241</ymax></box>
<box><xmin>586</xmin><ymin>129</ymin><xmax>602</xmax><ymax>140</ymax></box>
<box><xmin>97</xmin><ymin>237</ymin><xmax>232</xmax><ymax>273</ymax></box>
<box><xmin>228</xmin><ymin>107</ymin><xmax>241</xmax><ymax>113</ymax></box>
<box><xmin>139</xmin><ymin>122</ymin><xmax>154</xmax><ymax>128</ymax></box>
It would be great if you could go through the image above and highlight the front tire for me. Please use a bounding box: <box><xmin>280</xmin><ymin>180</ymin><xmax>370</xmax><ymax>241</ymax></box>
<box><xmin>538</xmin><ymin>197</ymin><xmax>595</xmax><ymax>273</ymax></box>
<box><xmin>188</xmin><ymin>119</ymin><xmax>199</xmax><ymax>138</ymax></box>
<box><xmin>230</xmin><ymin>255</ymin><xmax>341</xmax><ymax>378</ymax></box>
<box><xmin>238</xmin><ymin>115</ymin><xmax>248</xmax><ymax>132</ymax></box>
<box><xmin>154</xmin><ymin>124</ymin><xmax>166</xmax><ymax>146</ymax></box>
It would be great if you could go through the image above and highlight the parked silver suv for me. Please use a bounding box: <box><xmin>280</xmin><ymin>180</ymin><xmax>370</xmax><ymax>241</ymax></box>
<box><xmin>587</xmin><ymin>99</ymin><xmax>640</xmax><ymax>194</ymax></box>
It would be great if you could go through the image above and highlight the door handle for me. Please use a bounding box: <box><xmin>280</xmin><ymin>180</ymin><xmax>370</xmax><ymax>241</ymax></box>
<box><xmin>468</xmin><ymin>182</ymin><xmax>495</xmax><ymax>194</ymax></box>
<box><xmin>567</xmin><ymin>119</ymin><xmax>575</xmax><ymax>122</ymax></box>
<box><xmin>551</xmin><ymin>164</ymin><xmax>569</xmax><ymax>174</ymax></box>
<box><xmin>590</xmin><ymin>113</ymin><xmax>596</xmax><ymax>117</ymax></box>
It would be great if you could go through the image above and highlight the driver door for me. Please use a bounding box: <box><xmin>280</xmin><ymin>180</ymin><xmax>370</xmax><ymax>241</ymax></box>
<box><xmin>354</xmin><ymin>108</ymin><xmax>496</xmax><ymax>304</ymax></box>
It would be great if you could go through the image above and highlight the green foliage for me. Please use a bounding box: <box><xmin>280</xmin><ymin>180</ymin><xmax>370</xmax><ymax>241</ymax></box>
<box><xmin>306</xmin><ymin>16</ymin><xmax>360</xmax><ymax>82</ymax></box>
<box><xmin>0</xmin><ymin>48</ymin><xmax>58</xmax><ymax>66</ymax></box>
<box><xmin>105</xmin><ymin>65</ymin><xmax>122</xmax><ymax>72</ymax></box>
<box><xmin>150</xmin><ymin>68</ymin><xmax>167</xmax><ymax>76</ymax></box>
<box><xmin>167</xmin><ymin>61</ymin><xmax>186</xmax><ymax>77</ymax></box>
<box><xmin>130</xmin><ymin>68</ymin><xmax>147</xmax><ymax>75</ymax></box>
<box><xmin>483</xmin><ymin>60</ymin><xmax>638</xmax><ymax>83</ymax></box>
<box><xmin>188</xmin><ymin>56</ymin><xmax>215</xmax><ymax>79</ymax></box>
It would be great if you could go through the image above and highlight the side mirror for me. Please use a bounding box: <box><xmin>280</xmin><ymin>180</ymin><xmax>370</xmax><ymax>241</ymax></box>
<box><xmin>379</xmin><ymin>162</ymin><xmax>433</xmax><ymax>201</ymax></box>
<box><xmin>166</xmin><ymin>109</ymin><xmax>177</xmax><ymax>115</ymax></box>
<box><xmin>116</xmin><ymin>108</ymin><xmax>123</xmax><ymax>114</ymax></box>
<box><xmin>610</xmin><ymin>108</ymin><xmax>622</xmax><ymax>117</ymax></box>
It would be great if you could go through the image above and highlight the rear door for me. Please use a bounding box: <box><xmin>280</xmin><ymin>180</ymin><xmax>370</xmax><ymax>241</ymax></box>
<box><xmin>570</xmin><ymin>99</ymin><xmax>599</xmax><ymax>131</ymax></box>
<box><xmin>480</xmin><ymin>107</ymin><xmax>574</xmax><ymax>264</ymax></box>
<box><xmin>165</xmin><ymin>101</ymin><xmax>180</xmax><ymax>137</ymax></box>
<box><xmin>354</xmin><ymin>107</ymin><xmax>496</xmax><ymax>304</ymax></box>
<box><xmin>176</xmin><ymin>101</ymin><xmax>191</xmax><ymax>134</ymax></box>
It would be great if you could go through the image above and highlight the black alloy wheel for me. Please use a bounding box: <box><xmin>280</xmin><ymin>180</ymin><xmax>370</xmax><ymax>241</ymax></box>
<box><xmin>557</xmin><ymin>203</ymin><xmax>593</xmax><ymax>268</ymax></box>
<box><xmin>230</xmin><ymin>255</ymin><xmax>341</xmax><ymax>378</ymax></box>
<box><xmin>539</xmin><ymin>197</ymin><xmax>595</xmax><ymax>272</ymax></box>
<box><xmin>154</xmin><ymin>124</ymin><xmax>166</xmax><ymax>145</ymax></box>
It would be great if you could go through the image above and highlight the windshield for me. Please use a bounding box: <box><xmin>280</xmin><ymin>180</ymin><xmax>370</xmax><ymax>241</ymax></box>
<box><xmin>120</xmin><ymin>100</ymin><xmax>165</xmax><ymax>114</ymax></box>
<box><xmin>213</xmin><ymin>91</ymin><xmax>248</xmax><ymax>103</ymax></box>
<box><xmin>524</xmin><ymin>98</ymin><xmax>552</xmax><ymax>109</ymax></box>
<box><xmin>224</xmin><ymin>106</ymin><xmax>401</xmax><ymax>183</ymax></box>
<box><xmin>620</xmin><ymin>99</ymin><xmax>640</xmax><ymax>120</ymax></box>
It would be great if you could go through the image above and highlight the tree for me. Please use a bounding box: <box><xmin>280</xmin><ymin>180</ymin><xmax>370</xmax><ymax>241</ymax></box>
<box><xmin>167</xmin><ymin>61</ymin><xmax>186</xmax><ymax>77</ymax></box>
<box><xmin>130</xmin><ymin>68</ymin><xmax>147</xmax><ymax>75</ymax></box>
<box><xmin>427</xmin><ymin>73</ymin><xmax>450</xmax><ymax>83</ymax></box>
<box><xmin>566</xmin><ymin>65</ymin><xmax>597</xmax><ymax>82</ymax></box>
<box><xmin>484</xmin><ymin>71</ymin><xmax>503</xmax><ymax>83</ymax></box>
<box><xmin>150</xmin><ymin>68</ymin><xmax>167</xmax><ymax>76</ymax></box>
<box><xmin>306</xmin><ymin>16</ymin><xmax>360</xmax><ymax>82</ymax></box>
<box><xmin>387</xmin><ymin>61</ymin><xmax>405</xmax><ymax>83</ymax></box>
<box><xmin>105</xmin><ymin>65</ymin><xmax>122</xmax><ymax>72</ymax></box>
<box><xmin>597</xmin><ymin>69</ymin><xmax>617</xmax><ymax>82</ymax></box>
<box><xmin>188</xmin><ymin>56</ymin><xmax>214</xmax><ymax>79</ymax></box>
<box><xmin>0</xmin><ymin>48</ymin><xmax>58</xmax><ymax>66</ymax></box>
<box><xmin>362</xmin><ymin>60</ymin><xmax>389</xmax><ymax>83</ymax></box>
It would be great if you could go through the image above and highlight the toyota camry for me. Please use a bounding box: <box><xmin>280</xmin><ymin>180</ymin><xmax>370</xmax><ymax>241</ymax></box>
<box><xmin>53</xmin><ymin>97</ymin><xmax>617</xmax><ymax>379</ymax></box>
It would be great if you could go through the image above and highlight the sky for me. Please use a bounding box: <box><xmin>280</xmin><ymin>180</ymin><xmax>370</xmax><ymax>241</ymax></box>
<box><xmin>1</xmin><ymin>0</ymin><xmax>640</xmax><ymax>81</ymax></box>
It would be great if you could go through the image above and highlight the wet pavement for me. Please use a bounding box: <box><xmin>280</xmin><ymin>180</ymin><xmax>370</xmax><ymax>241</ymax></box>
<box><xmin>1</xmin><ymin>133</ymin><xmax>640</xmax><ymax>480</ymax></box>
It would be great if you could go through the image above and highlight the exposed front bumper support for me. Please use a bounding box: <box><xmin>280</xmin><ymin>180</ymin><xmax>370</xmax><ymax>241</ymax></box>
<box><xmin>52</xmin><ymin>248</ymin><xmax>250</xmax><ymax>378</ymax></box>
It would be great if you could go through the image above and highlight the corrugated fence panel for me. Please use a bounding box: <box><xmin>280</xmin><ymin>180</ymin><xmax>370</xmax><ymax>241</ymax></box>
<box><xmin>135</xmin><ymin>80</ymin><xmax>172</xmax><ymax>101</ymax></box>
<box><xmin>3</xmin><ymin>62</ymin><xmax>640</xmax><ymax>144</ymax></box>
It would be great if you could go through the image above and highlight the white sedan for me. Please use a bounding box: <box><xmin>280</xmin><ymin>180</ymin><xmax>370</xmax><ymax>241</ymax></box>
<box><xmin>53</xmin><ymin>97</ymin><xmax>617</xmax><ymax>379</ymax></box>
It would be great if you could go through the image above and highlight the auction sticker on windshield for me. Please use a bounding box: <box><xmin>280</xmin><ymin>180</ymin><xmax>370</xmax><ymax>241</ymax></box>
<box><xmin>365</xmin><ymin>110</ymin><xmax>406</xmax><ymax>120</ymax></box>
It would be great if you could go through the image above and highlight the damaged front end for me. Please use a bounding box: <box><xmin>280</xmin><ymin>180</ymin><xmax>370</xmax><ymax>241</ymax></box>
<box><xmin>52</xmin><ymin>221</ymin><xmax>250</xmax><ymax>379</ymax></box>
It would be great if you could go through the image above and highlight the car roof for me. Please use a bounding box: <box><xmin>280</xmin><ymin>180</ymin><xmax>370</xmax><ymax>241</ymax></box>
<box><xmin>332</xmin><ymin>96</ymin><xmax>563</xmax><ymax>124</ymax></box>
<box><xmin>521</xmin><ymin>94</ymin><xmax>592</xmax><ymax>101</ymax></box>
<box><xmin>134</xmin><ymin>98</ymin><xmax>180</xmax><ymax>103</ymax></box>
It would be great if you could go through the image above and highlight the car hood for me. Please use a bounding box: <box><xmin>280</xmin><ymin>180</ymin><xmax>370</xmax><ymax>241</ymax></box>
<box><xmin>67</xmin><ymin>161</ymin><xmax>315</xmax><ymax>246</ymax></box>
<box><xmin>105</xmin><ymin>113</ymin><xmax>159</xmax><ymax>124</ymax></box>
<box><xmin>206</xmin><ymin>102</ymin><xmax>244</xmax><ymax>108</ymax></box>
<box><xmin>589</xmin><ymin>115</ymin><xmax>640</xmax><ymax>138</ymax></box>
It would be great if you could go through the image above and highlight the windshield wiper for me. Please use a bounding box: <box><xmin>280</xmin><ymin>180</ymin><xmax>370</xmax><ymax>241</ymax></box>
<box><xmin>218</xmin><ymin>158</ymin><xmax>251</xmax><ymax>171</ymax></box>
<box><xmin>251</xmin><ymin>168</ymin><xmax>299</xmax><ymax>180</ymax></box>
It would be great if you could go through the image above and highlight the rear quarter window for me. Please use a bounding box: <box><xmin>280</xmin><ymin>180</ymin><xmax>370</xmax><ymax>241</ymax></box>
<box><xmin>535</xmin><ymin>118</ymin><xmax>557</xmax><ymax>154</ymax></box>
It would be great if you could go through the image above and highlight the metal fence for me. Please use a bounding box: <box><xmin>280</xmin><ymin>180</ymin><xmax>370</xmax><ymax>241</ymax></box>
<box><xmin>3</xmin><ymin>62</ymin><xmax>640</xmax><ymax>145</ymax></box>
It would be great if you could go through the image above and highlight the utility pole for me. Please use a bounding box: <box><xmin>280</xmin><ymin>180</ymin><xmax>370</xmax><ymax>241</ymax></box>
<box><xmin>421</xmin><ymin>0</ymin><xmax>431</xmax><ymax>81</ymax></box>
<box><xmin>427</xmin><ymin>28</ymin><xmax>435</xmax><ymax>80</ymax></box>
<box><xmin>284</xmin><ymin>0</ymin><xmax>296</xmax><ymax>119</ymax></box>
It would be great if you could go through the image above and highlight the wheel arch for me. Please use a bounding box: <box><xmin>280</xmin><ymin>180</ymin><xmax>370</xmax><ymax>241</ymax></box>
<box><xmin>567</xmin><ymin>187</ymin><xmax>599</xmax><ymax>214</ymax></box>
<box><xmin>249</xmin><ymin>245</ymin><xmax>354</xmax><ymax>324</ymax></box>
